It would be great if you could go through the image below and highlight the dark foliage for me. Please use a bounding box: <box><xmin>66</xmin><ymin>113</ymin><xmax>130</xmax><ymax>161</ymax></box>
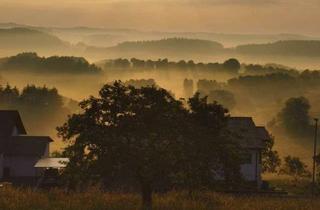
<box><xmin>103</xmin><ymin>57</ymin><xmax>241</xmax><ymax>76</ymax></box>
<box><xmin>261</xmin><ymin>136</ymin><xmax>281</xmax><ymax>173</ymax></box>
<box><xmin>272</xmin><ymin>97</ymin><xmax>312</xmax><ymax>138</ymax></box>
<box><xmin>0</xmin><ymin>52</ymin><xmax>102</xmax><ymax>74</ymax></box>
<box><xmin>57</xmin><ymin>81</ymin><xmax>242</xmax><ymax>209</ymax></box>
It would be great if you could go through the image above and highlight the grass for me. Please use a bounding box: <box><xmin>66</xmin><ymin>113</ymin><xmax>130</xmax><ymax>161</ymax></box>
<box><xmin>263</xmin><ymin>174</ymin><xmax>314</xmax><ymax>195</ymax></box>
<box><xmin>0</xmin><ymin>186</ymin><xmax>320</xmax><ymax>210</ymax></box>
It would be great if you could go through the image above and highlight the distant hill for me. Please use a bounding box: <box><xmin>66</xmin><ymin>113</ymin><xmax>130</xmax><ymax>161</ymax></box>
<box><xmin>0</xmin><ymin>22</ymin><xmax>318</xmax><ymax>47</ymax></box>
<box><xmin>0</xmin><ymin>28</ymin><xmax>69</xmax><ymax>53</ymax></box>
<box><xmin>86</xmin><ymin>38</ymin><xmax>225</xmax><ymax>57</ymax></box>
<box><xmin>236</xmin><ymin>40</ymin><xmax>320</xmax><ymax>57</ymax></box>
<box><xmin>86</xmin><ymin>38</ymin><xmax>320</xmax><ymax>60</ymax></box>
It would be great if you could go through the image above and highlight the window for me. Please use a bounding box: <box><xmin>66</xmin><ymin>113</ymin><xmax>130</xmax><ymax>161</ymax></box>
<box><xmin>241</xmin><ymin>153</ymin><xmax>252</xmax><ymax>164</ymax></box>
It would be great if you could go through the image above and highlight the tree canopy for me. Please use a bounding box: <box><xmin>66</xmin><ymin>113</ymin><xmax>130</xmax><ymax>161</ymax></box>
<box><xmin>0</xmin><ymin>52</ymin><xmax>102</xmax><ymax>74</ymax></box>
<box><xmin>57</xmin><ymin>81</ymin><xmax>242</xmax><ymax>210</ymax></box>
<box><xmin>273</xmin><ymin>97</ymin><xmax>312</xmax><ymax>138</ymax></box>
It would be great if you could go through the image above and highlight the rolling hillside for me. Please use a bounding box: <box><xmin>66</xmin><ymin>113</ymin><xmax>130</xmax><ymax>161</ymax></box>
<box><xmin>236</xmin><ymin>40</ymin><xmax>320</xmax><ymax>57</ymax></box>
<box><xmin>0</xmin><ymin>28</ymin><xmax>69</xmax><ymax>54</ymax></box>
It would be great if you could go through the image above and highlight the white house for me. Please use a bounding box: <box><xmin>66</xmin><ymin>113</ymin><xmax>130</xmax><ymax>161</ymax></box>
<box><xmin>0</xmin><ymin>110</ymin><xmax>53</xmax><ymax>184</ymax></box>
<box><xmin>228</xmin><ymin>117</ymin><xmax>270</xmax><ymax>189</ymax></box>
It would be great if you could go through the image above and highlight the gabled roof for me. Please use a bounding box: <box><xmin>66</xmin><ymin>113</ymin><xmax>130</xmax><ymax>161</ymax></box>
<box><xmin>228</xmin><ymin>117</ymin><xmax>268</xmax><ymax>149</ymax></box>
<box><xmin>0</xmin><ymin>110</ymin><xmax>27</xmax><ymax>136</ymax></box>
<box><xmin>4</xmin><ymin>136</ymin><xmax>52</xmax><ymax>156</ymax></box>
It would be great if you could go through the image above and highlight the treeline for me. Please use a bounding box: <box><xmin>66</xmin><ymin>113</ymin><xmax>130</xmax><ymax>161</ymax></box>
<box><xmin>244</xmin><ymin>63</ymin><xmax>299</xmax><ymax>76</ymax></box>
<box><xmin>103</xmin><ymin>58</ymin><xmax>241</xmax><ymax>75</ymax></box>
<box><xmin>124</xmin><ymin>79</ymin><xmax>156</xmax><ymax>88</ymax></box>
<box><xmin>0</xmin><ymin>52</ymin><xmax>102</xmax><ymax>74</ymax></box>
<box><xmin>88</xmin><ymin>38</ymin><xmax>320</xmax><ymax>59</ymax></box>
<box><xmin>229</xmin><ymin>70</ymin><xmax>320</xmax><ymax>97</ymax></box>
<box><xmin>193</xmin><ymin>70</ymin><xmax>320</xmax><ymax>105</ymax></box>
<box><xmin>0</xmin><ymin>84</ymin><xmax>75</xmax><ymax>135</ymax></box>
<box><xmin>187</xmin><ymin>71</ymin><xmax>320</xmax><ymax>140</ymax></box>
<box><xmin>102</xmin><ymin>57</ymin><xmax>309</xmax><ymax>77</ymax></box>
<box><xmin>113</xmin><ymin>38</ymin><xmax>224</xmax><ymax>53</ymax></box>
<box><xmin>236</xmin><ymin>40</ymin><xmax>320</xmax><ymax>57</ymax></box>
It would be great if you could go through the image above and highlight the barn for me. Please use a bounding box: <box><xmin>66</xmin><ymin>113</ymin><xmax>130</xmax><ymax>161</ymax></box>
<box><xmin>0</xmin><ymin>110</ymin><xmax>52</xmax><ymax>184</ymax></box>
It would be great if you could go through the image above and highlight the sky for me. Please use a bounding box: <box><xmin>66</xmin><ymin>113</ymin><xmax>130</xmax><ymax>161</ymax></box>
<box><xmin>0</xmin><ymin>0</ymin><xmax>320</xmax><ymax>35</ymax></box>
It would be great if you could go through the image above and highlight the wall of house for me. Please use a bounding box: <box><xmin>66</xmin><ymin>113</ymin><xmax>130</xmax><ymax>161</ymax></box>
<box><xmin>3</xmin><ymin>156</ymin><xmax>43</xmax><ymax>177</ymax></box>
<box><xmin>44</xmin><ymin>143</ymin><xmax>50</xmax><ymax>158</ymax></box>
<box><xmin>0</xmin><ymin>154</ymin><xmax>3</xmax><ymax>179</ymax></box>
<box><xmin>240</xmin><ymin>149</ymin><xmax>262</xmax><ymax>187</ymax></box>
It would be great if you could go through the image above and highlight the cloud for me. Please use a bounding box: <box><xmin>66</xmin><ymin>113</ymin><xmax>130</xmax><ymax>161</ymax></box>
<box><xmin>1</xmin><ymin>0</ymin><xmax>320</xmax><ymax>35</ymax></box>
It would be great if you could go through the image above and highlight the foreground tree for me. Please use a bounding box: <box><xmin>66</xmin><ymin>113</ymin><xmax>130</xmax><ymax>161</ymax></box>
<box><xmin>58</xmin><ymin>82</ymin><xmax>241</xmax><ymax>210</ymax></box>
<box><xmin>183</xmin><ymin>93</ymin><xmax>242</xmax><ymax>189</ymax></box>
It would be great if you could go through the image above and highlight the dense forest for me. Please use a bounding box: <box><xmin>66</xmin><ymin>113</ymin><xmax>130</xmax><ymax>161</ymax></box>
<box><xmin>102</xmin><ymin>57</ymin><xmax>240</xmax><ymax>75</ymax></box>
<box><xmin>111</xmin><ymin>38</ymin><xmax>223</xmax><ymax>53</ymax></box>
<box><xmin>0</xmin><ymin>52</ymin><xmax>102</xmax><ymax>74</ymax></box>
<box><xmin>236</xmin><ymin>40</ymin><xmax>320</xmax><ymax>57</ymax></box>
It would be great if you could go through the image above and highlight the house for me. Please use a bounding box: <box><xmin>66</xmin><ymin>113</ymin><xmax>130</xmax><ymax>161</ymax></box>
<box><xmin>0</xmin><ymin>110</ymin><xmax>53</xmax><ymax>184</ymax></box>
<box><xmin>228</xmin><ymin>117</ymin><xmax>271</xmax><ymax>189</ymax></box>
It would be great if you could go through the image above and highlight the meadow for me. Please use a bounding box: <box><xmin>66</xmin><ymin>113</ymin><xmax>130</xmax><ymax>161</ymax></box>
<box><xmin>0</xmin><ymin>186</ymin><xmax>319</xmax><ymax>210</ymax></box>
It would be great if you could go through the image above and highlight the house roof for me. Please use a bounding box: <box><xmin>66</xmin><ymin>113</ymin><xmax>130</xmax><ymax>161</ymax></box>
<box><xmin>256</xmin><ymin>126</ymin><xmax>271</xmax><ymax>141</ymax></box>
<box><xmin>34</xmin><ymin>158</ymin><xmax>69</xmax><ymax>168</ymax></box>
<box><xmin>0</xmin><ymin>110</ymin><xmax>27</xmax><ymax>136</ymax></box>
<box><xmin>228</xmin><ymin>117</ymin><xmax>269</xmax><ymax>149</ymax></box>
<box><xmin>3</xmin><ymin>136</ymin><xmax>53</xmax><ymax>156</ymax></box>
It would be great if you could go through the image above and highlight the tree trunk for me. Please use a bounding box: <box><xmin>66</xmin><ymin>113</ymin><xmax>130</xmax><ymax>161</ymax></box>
<box><xmin>141</xmin><ymin>183</ymin><xmax>153</xmax><ymax>210</ymax></box>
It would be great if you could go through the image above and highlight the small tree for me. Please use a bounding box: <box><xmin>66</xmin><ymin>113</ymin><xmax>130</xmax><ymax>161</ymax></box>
<box><xmin>262</xmin><ymin>136</ymin><xmax>281</xmax><ymax>173</ymax></box>
<box><xmin>277</xmin><ymin>97</ymin><xmax>312</xmax><ymax>137</ymax></box>
<box><xmin>280</xmin><ymin>156</ymin><xmax>310</xmax><ymax>185</ymax></box>
<box><xmin>223</xmin><ymin>58</ymin><xmax>241</xmax><ymax>75</ymax></box>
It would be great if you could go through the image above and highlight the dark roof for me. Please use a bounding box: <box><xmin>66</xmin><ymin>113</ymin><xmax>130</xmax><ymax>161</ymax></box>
<box><xmin>0</xmin><ymin>110</ymin><xmax>27</xmax><ymax>136</ymax></box>
<box><xmin>3</xmin><ymin>136</ymin><xmax>52</xmax><ymax>156</ymax></box>
<box><xmin>256</xmin><ymin>126</ymin><xmax>271</xmax><ymax>141</ymax></box>
<box><xmin>228</xmin><ymin>117</ymin><xmax>267</xmax><ymax>149</ymax></box>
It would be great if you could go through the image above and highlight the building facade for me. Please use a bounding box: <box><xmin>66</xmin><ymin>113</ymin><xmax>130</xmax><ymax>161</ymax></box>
<box><xmin>0</xmin><ymin>110</ymin><xmax>52</xmax><ymax>182</ymax></box>
<box><xmin>228</xmin><ymin>117</ymin><xmax>270</xmax><ymax>189</ymax></box>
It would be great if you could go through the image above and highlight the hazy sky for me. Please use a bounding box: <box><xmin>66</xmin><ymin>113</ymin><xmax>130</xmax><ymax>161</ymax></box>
<box><xmin>1</xmin><ymin>0</ymin><xmax>320</xmax><ymax>35</ymax></box>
